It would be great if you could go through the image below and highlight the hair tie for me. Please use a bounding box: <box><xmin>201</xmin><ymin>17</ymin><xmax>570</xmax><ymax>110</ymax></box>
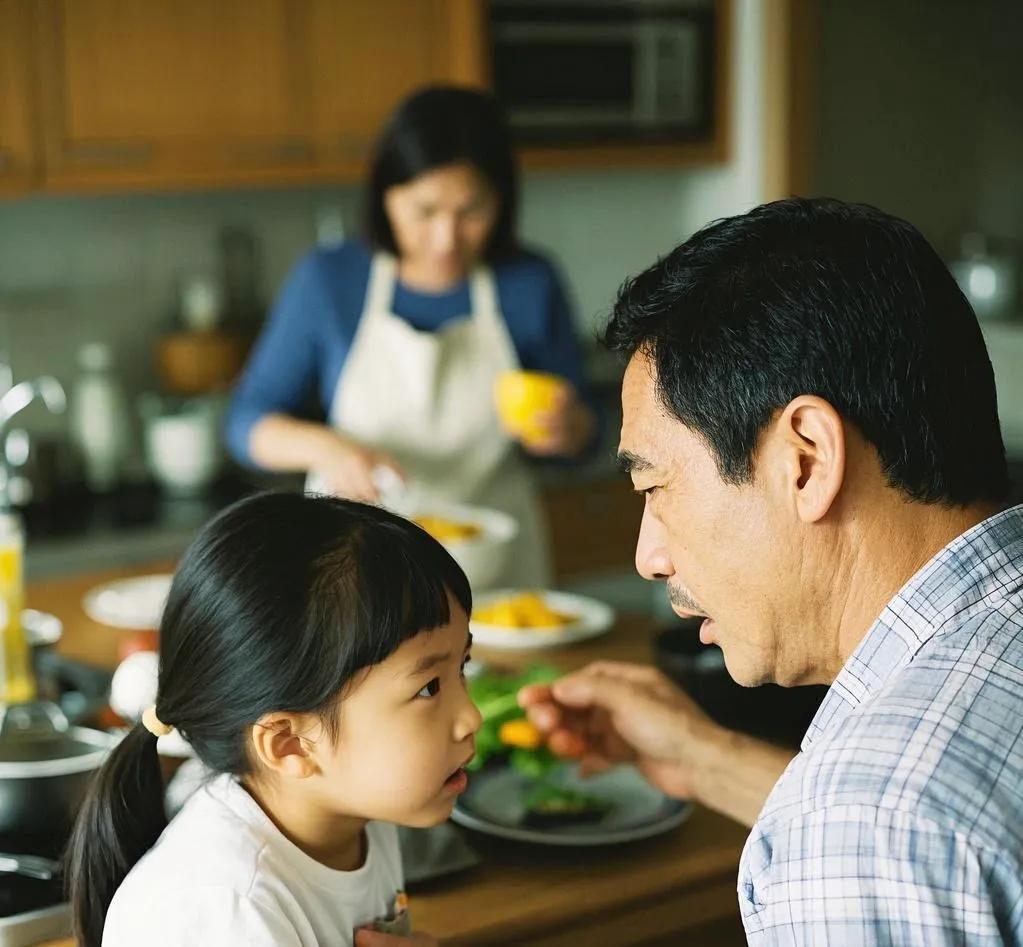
<box><xmin>142</xmin><ymin>705</ymin><xmax>173</xmax><ymax>738</ymax></box>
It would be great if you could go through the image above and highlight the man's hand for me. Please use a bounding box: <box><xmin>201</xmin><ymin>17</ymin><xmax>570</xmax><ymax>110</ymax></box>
<box><xmin>519</xmin><ymin>661</ymin><xmax>716</xmax><ymax>800</ymax></box>
<box><xmin>520</xmin><ymin>660</ymin><xmax>796</xmax><ymax>826</ymax></box>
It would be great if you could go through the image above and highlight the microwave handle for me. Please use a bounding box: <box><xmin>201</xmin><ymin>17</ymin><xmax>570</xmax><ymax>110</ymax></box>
<box><xmin>635</xmin><ymin>22</ymin><xmax>701</xmax><ymax>126</ymax></box>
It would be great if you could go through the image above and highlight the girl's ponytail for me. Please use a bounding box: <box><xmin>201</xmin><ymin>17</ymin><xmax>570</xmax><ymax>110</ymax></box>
<box><xmin>66</xmin><ymin>722</ymin><xmax>167</xmax><ymax>947</ymax></box>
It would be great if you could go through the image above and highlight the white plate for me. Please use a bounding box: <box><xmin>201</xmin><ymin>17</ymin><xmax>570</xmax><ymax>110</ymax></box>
<box><xmin>469</xmin><ymin>589</ymin><xmax>614</xmax><ymax>650</ymax></box>
<box><xmin>452</xmin><ymin>762</ymin><xmax>691</xmax><ymax>846</ymax></box>
<box><xmin>82</xmin><ymin>574</ymin><xmax>173</xmax><ymax>630</ymax></box>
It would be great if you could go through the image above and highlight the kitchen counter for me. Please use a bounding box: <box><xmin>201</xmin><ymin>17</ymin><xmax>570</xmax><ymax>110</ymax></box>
<box><xmin>28</xmin><ymin>562</ymin><xmax>749</xmax><ymax>947</ymax></box>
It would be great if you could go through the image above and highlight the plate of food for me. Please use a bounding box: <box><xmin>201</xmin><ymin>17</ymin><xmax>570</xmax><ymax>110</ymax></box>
<box><xmin>453</xmin><ymin>666</ymin><xmax>690</xmax><ymax>845</ymax></box>
<box><xmin>82</xmin><ymin>574</ymin><xmax>173</xmax><ymax>630</ymax></box>
<box><xmin>469</xmin><ymin>589</ymin><xmax>614</xmax><ymax>650</ymax></box>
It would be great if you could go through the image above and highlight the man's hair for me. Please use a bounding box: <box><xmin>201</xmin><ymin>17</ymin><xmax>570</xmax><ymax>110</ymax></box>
<box><xmin>604</xmin><ymin>197</ymin><xmax>1008</xmax><ymax>506</ymax></box>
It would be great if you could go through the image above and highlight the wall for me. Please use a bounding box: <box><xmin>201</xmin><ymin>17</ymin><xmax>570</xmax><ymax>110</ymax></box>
<box><xmin>812</xmin><ymin>0</ymin><xmax>1023</xmax><ymax>454</ymax></box>
<box><xmin>0</xmin><ymin>0</ymin><xmax>767</xmax><ymax>434</ymax></box>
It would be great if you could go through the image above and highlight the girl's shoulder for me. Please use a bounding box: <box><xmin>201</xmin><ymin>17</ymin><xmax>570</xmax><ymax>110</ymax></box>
<box><xmin>117</xmin><ymin>775</ymin><xmax>269</xmax><ymax>897</ymax></box>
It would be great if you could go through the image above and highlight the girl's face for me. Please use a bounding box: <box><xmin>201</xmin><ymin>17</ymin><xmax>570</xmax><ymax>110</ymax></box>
<box><xmin>309</xmin><ymin>601</ymin><xmax>481</xmax><ymax>827</ymax></box>
<box><xmin>384</xmin><ymin>162</ymin><xmax>500</xmax><ymax>288</ymax></box>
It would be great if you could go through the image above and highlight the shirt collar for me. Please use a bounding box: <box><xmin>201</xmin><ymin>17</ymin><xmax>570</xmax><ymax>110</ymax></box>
<box><xmin>801</xmin><ymin>503</ymin><xmax>1023</xmax><ymax>751</ymax></box>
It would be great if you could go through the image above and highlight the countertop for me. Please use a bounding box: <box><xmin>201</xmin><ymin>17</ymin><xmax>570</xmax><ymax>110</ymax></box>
<box><xmin>29</xmin><ymin>561</ymin><xmax>748</xmax><ymax>947</ymax></box>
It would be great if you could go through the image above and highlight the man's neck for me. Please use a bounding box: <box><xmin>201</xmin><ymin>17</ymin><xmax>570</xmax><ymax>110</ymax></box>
<box><xmin>818</xmin><ymin>498</ymin><xmax>997</xmax><ymax>684</ymax></box>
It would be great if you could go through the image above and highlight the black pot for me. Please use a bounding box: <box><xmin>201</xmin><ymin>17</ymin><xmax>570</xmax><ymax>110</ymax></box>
<box><xmin>0</xmin><ymin>726</ymin><xmax>119</xmax><ymax>836</ymax></box>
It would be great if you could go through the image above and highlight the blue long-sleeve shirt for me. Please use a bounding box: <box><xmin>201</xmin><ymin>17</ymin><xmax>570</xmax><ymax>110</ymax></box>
<box><xmin>226</xmin><ymin>241</ymin><xmax>589</xmax><ymax>466</ymax></box>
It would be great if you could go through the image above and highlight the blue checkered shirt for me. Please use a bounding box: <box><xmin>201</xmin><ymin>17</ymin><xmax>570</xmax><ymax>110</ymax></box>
<box><xmin>739</xmin><ymin>504</ymin><xmax>1023</xmax><ymax>945</ymax></box>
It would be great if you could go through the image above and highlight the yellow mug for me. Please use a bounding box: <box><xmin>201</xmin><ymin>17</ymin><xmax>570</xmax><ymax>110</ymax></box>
<box><xmin>494</xmin><ymin>370</ymin><xmax>567</xmax><ymax>446</ymax></box>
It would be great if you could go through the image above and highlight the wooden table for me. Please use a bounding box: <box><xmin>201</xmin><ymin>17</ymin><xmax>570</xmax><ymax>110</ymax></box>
<box><xmin>30</xmin><ymin>564</ymin><xmax>749</xmax><ymax>946</ymax></box>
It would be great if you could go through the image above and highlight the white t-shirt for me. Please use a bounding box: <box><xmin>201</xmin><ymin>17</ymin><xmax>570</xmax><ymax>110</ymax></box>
<box><xmin>103</xmin><ymin>774</ymin><xmax>406</xmax><ymax>946</ymax></box>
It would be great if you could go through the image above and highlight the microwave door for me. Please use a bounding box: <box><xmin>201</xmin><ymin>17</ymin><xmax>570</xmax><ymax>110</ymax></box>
<box><xmin>493</xmin><ymin>22</ymin><xmax>639</xmax><ymax>132</ymax></box>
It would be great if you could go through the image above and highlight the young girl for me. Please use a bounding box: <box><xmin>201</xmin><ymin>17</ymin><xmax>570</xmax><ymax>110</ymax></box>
<box><xmin>67</xmin><ymin>491</ymin><xmax>480</xmax><ymax>946</ymax></box>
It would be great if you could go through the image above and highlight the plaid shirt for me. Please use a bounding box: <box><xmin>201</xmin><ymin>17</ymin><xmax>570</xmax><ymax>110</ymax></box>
<box><xmin>739</xmin><ymin>504</ymin><xmax>1023</xmax><ymax>945</ymax></box>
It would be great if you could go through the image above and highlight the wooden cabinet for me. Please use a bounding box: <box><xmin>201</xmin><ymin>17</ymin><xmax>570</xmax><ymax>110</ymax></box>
<box><xmin>306</xmin><ymin>0</ymin><xmax>486</xmax><ymax>176</ymax></box>
<box><xmin>0</xmin><ymin>0</ymin><xmax>39</xmax><ymax>194</ymax></box>
<box><xmin>34</xmin><ymin>0</ymin><xmax>320</xmax><ymax>191</ymax></box>
<box><xmin>30</xmin><ymin>0</ymin><xmax>487</xmax><ymax>192</ymax></box>
<box><xmin>4</xmin><ymin>0</ymin><xmax>740</xmax><ymax>195</ymax></box>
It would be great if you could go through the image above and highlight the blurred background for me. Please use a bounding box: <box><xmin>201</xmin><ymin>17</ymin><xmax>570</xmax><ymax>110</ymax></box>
<box><xmin>0</xmin><ymin>0</ymin><xmax>1020</xmax><ymax>573</ymax></box>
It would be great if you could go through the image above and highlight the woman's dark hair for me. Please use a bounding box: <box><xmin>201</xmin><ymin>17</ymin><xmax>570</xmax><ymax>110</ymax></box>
<box><xmin>604</xmin><ymin>197</ymin><xmax>1009</xmax><ymax>506</ymax></box>
<box><xmin>66</xmin><ymin>492</ymin><xmax>471</xmax><ymax>947</ymax></box>
<box><xmin>364</xmin><ymin>85</ymin><xmax>519</xmax><ymax>260</ymax></box>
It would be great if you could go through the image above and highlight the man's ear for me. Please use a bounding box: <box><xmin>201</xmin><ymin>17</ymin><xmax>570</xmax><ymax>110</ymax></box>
<box><xmin>248</xmin><ymin>713</ymin><xmax>322</xmax><ymax>779</ymax></box>
<box><xmin>771</xmin><ymin>396</ymin><xmax>846</xmax><ymax>523</ymax></box>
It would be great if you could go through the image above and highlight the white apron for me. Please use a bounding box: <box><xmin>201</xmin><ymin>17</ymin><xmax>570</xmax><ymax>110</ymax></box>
<box><xmin>309</xmin><ymin>253</ymin><xmax>551</xmax><ymax>588</ymax></box>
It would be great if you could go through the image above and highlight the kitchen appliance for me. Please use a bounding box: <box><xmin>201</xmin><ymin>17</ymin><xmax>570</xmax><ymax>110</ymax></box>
<box><xmin>490</xmin><ymin>0</ymin><xmax>714</xmax><ymax>144</ymax></box>
<box><xmin>139</xmin><ymin>394</ymin><xmax>225</xmax><ymax>496</ymax></box>
<box><xmin>949</xmin><ymin>232</ymin><xmax>1017</xmax><ymax>323</ymax></box>
<box><xmin>155</xmin><ymin>273</ymin><xmax>249</xmax><ymax>395</ymax></box>
<box><xmin>69</xmin><ymin>342</ymin><xmax>132</xmax><ymax>494</ymax></box>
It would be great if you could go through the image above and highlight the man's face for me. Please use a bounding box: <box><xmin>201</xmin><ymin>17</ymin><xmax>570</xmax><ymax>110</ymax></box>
<box><xmin>620</xmin><ymin>352</ymin><xmax>808</xmax><ymax>686</ymax></box>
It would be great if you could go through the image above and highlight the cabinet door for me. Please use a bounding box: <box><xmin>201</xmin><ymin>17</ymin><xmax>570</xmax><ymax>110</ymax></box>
<box><xmin>307</xmin><ymin>0</ymin><xmax>488</xmax><ymax>175</ymax></box>
<box><xmin>34</xmin><ymin>0</ymin><xmax>318</xmax><ymax>190</ymax></box>
<box><xmin>0</xmin><ymin>0</ymin><xmax>38</xmax><ymax>194</ymax></box>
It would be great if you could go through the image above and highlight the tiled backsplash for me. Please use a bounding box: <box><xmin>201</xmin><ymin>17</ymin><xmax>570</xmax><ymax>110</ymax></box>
<box><xmin>0</xmin><ymin>168</ymin><xmax>762</xmax><ymax>436</ymax></box>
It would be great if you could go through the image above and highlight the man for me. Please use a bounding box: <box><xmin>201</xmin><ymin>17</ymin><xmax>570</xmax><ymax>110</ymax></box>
<box><xmin>522</xmin><ymin>198</ymin><xmax>1023</xmax><ymax>944</ymax></box>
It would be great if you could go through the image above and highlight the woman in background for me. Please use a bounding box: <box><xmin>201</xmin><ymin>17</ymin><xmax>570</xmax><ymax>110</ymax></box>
<box><xmin>225</xmin><ymin>86</ymin><xmax>595</xmax><ymax>586</ymax></box>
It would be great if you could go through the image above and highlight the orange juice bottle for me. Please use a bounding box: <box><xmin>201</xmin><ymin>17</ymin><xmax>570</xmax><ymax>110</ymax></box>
<box><xmin>0</xmin><ymin>511</ymin><xmax>34</xmax><ymax>704</ymax></box>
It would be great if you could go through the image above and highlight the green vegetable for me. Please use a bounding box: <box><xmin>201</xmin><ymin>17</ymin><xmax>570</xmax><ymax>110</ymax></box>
<box><xmin>466</xmin><ymin>664</ymin><xmax>559</xmax><ymax>770</ymax></box>
<box><xmin>466</xmin><ymin>664</ymin><xmax>614</xmax><ymax>827</ymax></box>
<box><xmin>523</xmin><ymin>783</ymin><xmax>612</xmax><ymax>826</ymax></box>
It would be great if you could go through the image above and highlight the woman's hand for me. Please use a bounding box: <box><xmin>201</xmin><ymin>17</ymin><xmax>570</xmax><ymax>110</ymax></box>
<box><xmin>518</xmin><ymin>661</ymin><xmax>717</xmax><ymax>801</ymax></box>
<box><xmin>311</xmin><ymin>432</ymin><xmax>403</xmax><ymax>503</ymax></box>
<box><xmin>518</xmin><ymin>384</ymin><xmax>595</xmax><ymax>459</ymax></box>
<box><xmin>355</xmin><ymin>929</ymin><xmax>439</xmax><ymax>947</ymax></box>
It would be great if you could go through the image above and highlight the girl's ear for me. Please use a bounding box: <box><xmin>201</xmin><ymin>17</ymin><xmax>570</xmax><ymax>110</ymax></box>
<box><xmin>248</xmin><ymin>713</ymin><xmax>321</xmax><ymax>779</ymax></box>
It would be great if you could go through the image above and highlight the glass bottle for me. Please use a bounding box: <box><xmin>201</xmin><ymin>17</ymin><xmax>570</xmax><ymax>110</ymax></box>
<box><xmin>0</xmin><ymin>510</ymin><xmax>33</xmax><ymax>704</ymax></box>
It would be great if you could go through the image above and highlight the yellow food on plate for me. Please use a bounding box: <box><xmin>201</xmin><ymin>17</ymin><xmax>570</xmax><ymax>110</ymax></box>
<box><xmin>412</xmin><ymin>514</ymin><xmax>482</xmax><ymax>543</ymax></box>
<box><xmin>494</xmin><ymin>370</ymin><xmax>567</xmax><ymax>445</ymax></box>
<box><xmin>474</xmin><ymin>591</ymin><xmax>575</xmax><ymax>629</ymax></box>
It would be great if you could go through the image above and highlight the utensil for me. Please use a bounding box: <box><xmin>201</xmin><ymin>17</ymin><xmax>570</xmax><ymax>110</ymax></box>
<box><xmin>469</xmin><ymin>589</ymin><xmax>615</xmax><ymax>650</ymax></box>
<box><xmin>452</xmin><ymin>762</ymin><xmax>691</xmax><ymax>846</ymax></box>
<box><xmin>140</xmin><ymin>395</ymin><xmax>224</xmax><ymax>496</ymax></box>
<box><xmin>0</xmin><ymin>853</ymin><xmax>60</xmax><ymax>881</ymax></box>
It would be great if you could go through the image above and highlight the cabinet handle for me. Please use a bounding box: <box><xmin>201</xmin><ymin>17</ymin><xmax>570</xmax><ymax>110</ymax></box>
<box><xmin>65</xmin><ymin>142</ymin><xmax>153</xmax><ymax>166</ymax></box>
<box><xmin>231</xmin><ymin>139</ymin><xmax>314</xmax><ymax>165</ymax></box>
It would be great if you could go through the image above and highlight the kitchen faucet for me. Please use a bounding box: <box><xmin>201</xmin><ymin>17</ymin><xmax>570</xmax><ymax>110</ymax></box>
<box><xmin>0</xmin><ymin>375</ymin><xmax>66</xmax><ymax>509</ymax></box>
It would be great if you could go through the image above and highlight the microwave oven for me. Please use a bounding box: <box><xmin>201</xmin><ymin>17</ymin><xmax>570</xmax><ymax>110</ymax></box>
<box><xmin>490</xmin><ymin>0</ymin><xmax>715</xmax><ymax>144</ymax></box>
